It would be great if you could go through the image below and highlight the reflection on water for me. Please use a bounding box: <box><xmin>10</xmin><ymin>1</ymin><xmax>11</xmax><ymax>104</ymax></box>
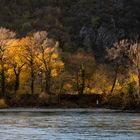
<box><xmin>0</xmin><ymin>109</ymin><xmax>139</xmax><ymax>140</ymax></box>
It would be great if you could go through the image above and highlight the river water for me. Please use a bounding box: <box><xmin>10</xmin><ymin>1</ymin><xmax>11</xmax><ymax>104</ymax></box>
<box><xmin>0</xmin><ymin>109</ymin><xmax>139</xmax><ymax>140</ymax></box>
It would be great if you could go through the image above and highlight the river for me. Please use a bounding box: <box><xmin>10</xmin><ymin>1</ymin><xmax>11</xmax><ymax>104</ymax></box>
<box><xmin>0</xmin><ymin>109</ymin><xmax>139</xmax><ymax>140</ymax></box>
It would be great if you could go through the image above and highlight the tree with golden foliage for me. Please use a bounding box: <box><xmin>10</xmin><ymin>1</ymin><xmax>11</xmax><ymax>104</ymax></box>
<box><xmin>20</xmin><ymin>35</ymin><xmax>37</xmax><ymax>95</ymax></box>
<box><xmin>34</xmin><ymin>31</ymin><xmax>64</xmax><ymax>95</ymax></box>
<box><xmin>7</xmin><ymin>40</ymin><xmax>25</xmax><ymax>93</ymax></box>
<box><xmin>129</xmin><ymin>39</ymin><xmax>140</xmax><ymax>98</ymax></box>
<box><xmin>0</xmin><ymin>27</ymin><xmax>16</xmax><ymax>96</ymax></box>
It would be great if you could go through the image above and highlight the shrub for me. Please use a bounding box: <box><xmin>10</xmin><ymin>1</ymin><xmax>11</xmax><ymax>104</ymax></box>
<box><xmin>122</xmin><ymin>93</ymin><xmax>136</xmax><ymax>109</ymax></box>
<box><xmin>122</xmin><ymin>83</ymin><xmax>136</xmax><ymax>109</ymax></box>
<box><xmin>102</xmin><ymin>93</ymin><xmax>123</xmax><ymax>108</ymax></box>
<box><xmin>38</xmin><ymin>92</ymin><xmax>49</xmax><ymax>105</ymax></box>
<box><xmin>0</xmin><ymin>99</ymin><xmax>8</xmax><ymax>108</ymax></box>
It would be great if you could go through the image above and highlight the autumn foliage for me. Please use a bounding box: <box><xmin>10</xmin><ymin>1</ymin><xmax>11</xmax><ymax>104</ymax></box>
<box><xmin>0</xmin><ymin>27</ymin><xmax>140</xmax><ymax>109</ymax></box>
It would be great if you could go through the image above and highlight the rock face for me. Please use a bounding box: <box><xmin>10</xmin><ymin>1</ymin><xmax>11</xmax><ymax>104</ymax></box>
<box><xmin>80</xmin><ymin>26</ymin><xmax>96</xmax><ymax>51</ymax></box>
<box><xmin>112</xmin><ymin>0</ymin><xmax>124</xmax><ymax>9</ymax></box>
<box><xmin>0</xmin><ymin>0</ymin><xmax>139</xmax><ymax>59</ymax></box>
<box><xmin>77</xmin><ymin>0</ymin><xmax>140</xmax><ymax>58</ymax></box>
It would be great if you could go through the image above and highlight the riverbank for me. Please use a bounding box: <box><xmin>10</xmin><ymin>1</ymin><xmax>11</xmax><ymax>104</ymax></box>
<box><xmin>0</xmin><ymin>108</ymin><xmax>139</xmax><ymax>113</ymax></box>
<box><xmin>0</xmin><ymin>94</ymin><xmax>139</xmax><ymax>111</ymax></box>
<box><xmin>4</xmin><ymin>94</ymin><xmax>103</xmax><ymax>108</ymax></box>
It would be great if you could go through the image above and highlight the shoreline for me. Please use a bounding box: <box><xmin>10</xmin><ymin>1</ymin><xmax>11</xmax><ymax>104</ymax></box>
<box><xmin>1</xmin><ymin>94</ymin><xmax>139</xmax><ymax>112</ymax></box>
<box><xmin>0</xmin><ymin>107</ymin><xmax>139</xmax><ymax>113</ymax></box>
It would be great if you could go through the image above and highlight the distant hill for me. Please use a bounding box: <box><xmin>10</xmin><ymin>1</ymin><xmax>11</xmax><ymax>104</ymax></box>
<box><xmin>0</xmin><ymin>0</ymin><xmax>140</xmax><ymax>59</ymax></box>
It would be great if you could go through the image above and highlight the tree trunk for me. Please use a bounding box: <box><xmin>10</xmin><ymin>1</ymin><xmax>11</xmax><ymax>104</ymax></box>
<box><xmin>39</xmin><ymin>72</ymin><xmax>43</xmax><ymax>93</ymax></box>
<box><xmin>137</xmin><ymin>42</ymin><xmax>140</xmax><ymax>99</ymax></box>
<box><xmin>137</xmin><ymin>68</ymin><xmax>140</xmax><ymax>99</ymax></box>
<box><xmin>14</xmin><ymin>65</ymin><xmax>24</xmax><ymax>94</ymax></box>
<box><xmin>58</xmin><ymin>81</ymin><xmax>64</xmax><ymax>104</ymax></box>
<box><xmin>110</xmin><ymin>65</ymin><xmax>118</xmax><ymax>94</ymax></box>
<box><xmin>15</xmin><ymin>74</ymin><xmax>20</xmax><ymax>93</ymax></box>
<box><xmin>31</xmin><ymin>68</ymin><xmax>34</xmax><ymax>96</ymax></box>
<box><xmin>80</xmin><ymin>66</ymin><xmax>85</xmax><ymax>95</ymax></box>
<box><xmin>76</xmin><ymin>66</ymin><xmax>86</xmax><ymax>95</ymax></box>
<box><xmin>76</xmin><ymin>71</ymin><xmax>80</xmax><ymax>95</ymax></box>
<box><xmin>1</xmin><ymin>66</ymin><xmax>5</xmax><ymax>97</ymax></box>
<box><xmin>45</xmin><ymin>70</ymin><xmax>51</xmax><ymax>95</ymax></box>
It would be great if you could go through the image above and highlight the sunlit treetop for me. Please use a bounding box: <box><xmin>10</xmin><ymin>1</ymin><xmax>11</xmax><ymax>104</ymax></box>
<box><xmin>0</xmin><ymin>27</ymin><xmax>16</xmax><ymax>40</ymax></box>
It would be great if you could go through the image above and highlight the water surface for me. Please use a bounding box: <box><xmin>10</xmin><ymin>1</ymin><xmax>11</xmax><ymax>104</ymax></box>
<box><xmin>0</xmin><ymin>109</ymin><xmax>139</xmax><ymax>140</ymax></box>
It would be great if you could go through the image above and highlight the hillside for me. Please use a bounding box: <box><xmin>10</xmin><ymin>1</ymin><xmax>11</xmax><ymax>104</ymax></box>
<box><xmin>0</xmin><ymin>0</ymin><xmax>140</xmax><ymax>58</ymax></box>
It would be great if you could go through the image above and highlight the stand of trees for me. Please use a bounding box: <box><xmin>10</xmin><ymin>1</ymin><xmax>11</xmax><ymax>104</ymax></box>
<box><xmin>0</xmin><ymin>27</ymin><xmax>64</xmax><ymax>97</ymax></box>
<box><xmin>0</xmin><ymin>27</ymin><xmax>140</xmax><ymax>109</ymax></box>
